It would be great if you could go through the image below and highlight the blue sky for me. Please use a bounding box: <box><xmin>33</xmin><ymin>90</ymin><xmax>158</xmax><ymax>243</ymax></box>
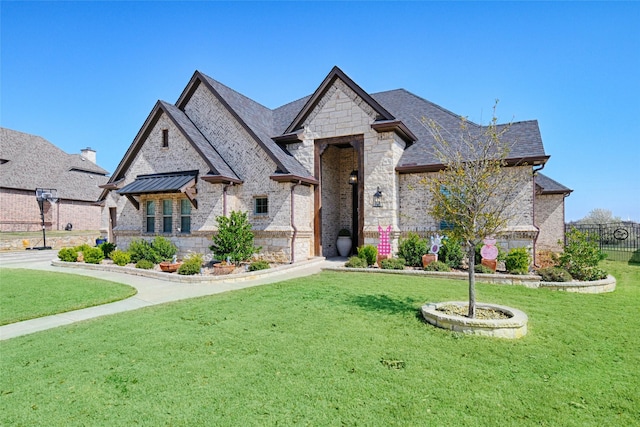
<box><xmin>2</xmin><ymin>1</ymin><xmax>638</xmax><ymax>222</ymax></box>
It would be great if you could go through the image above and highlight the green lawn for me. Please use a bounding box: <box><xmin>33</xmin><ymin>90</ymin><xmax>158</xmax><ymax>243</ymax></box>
<box><xmin>0</xmin><ymin>269</ymin><xmax>137</xmax><ymax>325</ymax></box>
<box><xmin>1</xmin><ymin>261</ymin><xmax>638</xmax><ymax>426</ymax></box>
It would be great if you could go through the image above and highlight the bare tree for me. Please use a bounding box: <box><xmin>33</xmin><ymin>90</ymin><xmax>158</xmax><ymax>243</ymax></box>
<box><xmin>421</xmin><ymin>102</ymin><xmax>525</xmax><ymax>318</ymax></box>
<box><xmin>578</xmin><ymin>208</ymin><xmax>621</xmax><ymax>225</ymax></box>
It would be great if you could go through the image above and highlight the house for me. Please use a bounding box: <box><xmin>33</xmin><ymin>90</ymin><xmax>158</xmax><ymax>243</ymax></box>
<box><xmin>0</xmin><ymin>127</ymin><xmax>109</xmax><ymax>232</ymax></box>
<box><xmin>98</xmin><ymin>66</ymin><xmax>571</xmax><ymax>261</ymax></box>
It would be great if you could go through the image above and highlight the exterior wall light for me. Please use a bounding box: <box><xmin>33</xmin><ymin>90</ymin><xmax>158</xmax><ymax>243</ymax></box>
<box><xmin>349</xmin><ymin>170</ymin><xmax>358</xmax><ymax>185</ymax></box>
<box><xmin>373</xmin><ymin>187</ymin><xmax>383</xmax><ymax>208</ymax></box>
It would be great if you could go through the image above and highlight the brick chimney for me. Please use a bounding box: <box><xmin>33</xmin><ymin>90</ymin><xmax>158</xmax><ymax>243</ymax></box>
<box><xmin>80</xmin><ymin>147</ymin><xmax>96</xmax><ymax>164</ymax></box>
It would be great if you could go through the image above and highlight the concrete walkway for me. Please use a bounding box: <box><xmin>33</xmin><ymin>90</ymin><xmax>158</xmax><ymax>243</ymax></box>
<box><xmin>0</xmin><ymin>251</ymin><xmax>343</xmax><ymax>340</ymax></box>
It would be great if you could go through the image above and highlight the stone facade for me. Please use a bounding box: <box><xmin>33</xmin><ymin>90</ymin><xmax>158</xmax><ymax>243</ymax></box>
<box><xmin>535</xmin><ymin>192</ymin><xmax>566</xmax><ymax>252</ymax></box>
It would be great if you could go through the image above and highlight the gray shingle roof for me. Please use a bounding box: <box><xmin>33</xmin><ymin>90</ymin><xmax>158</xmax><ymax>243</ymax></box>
<box><xmin>536</xmin><ymin>173</ymin><xmax>572</xmax><ymax>194</ymax></box>
<box><xmin>0</xmin><ymin>127</ymin><xmax>109</xmax><ymax>202</ymax></box>
<box><xmin>370</xmin><ymin>89</ymin><xmax>548</xmax><ymax>169</ymax></box>
<box><xmin>198</xmin><ymin>73</ymin><xmax>315</xmax><ymax>181</ymax></box>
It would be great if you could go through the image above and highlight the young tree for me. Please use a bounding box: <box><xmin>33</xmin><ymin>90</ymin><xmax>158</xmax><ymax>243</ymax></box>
<box><xmin>421</xmin><ymin>102</ymin><xmax>524</xmax><ymax>318</ymax></box>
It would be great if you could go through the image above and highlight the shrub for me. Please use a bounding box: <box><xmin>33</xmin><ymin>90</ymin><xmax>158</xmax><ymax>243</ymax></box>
<box><xmin>474</xmin><ymin>264</ymin><xmax>494</xmax><ymax>274</ymax></box>
<box><xmin>74</xmin><ymin>243</ymin><xmax>92</xmax><ymax>254</ymax></box>
<box><xmin>210</xmin><ymin>211</ymin><xmax>261</xmax><ymax>265</ymax></box>
<box><xmin>135</xmin><ymin>259</ymin><xmax>154</xmax><ymax>270</ymax></box>
<box><xmin>505</xmin><ymin>247</ymin><xmax>530</xmax><ymax>275</ymax></box>
<box><xmin>338</xmin><ymin>228</ymin><xmax>351</xmax><ymax>237</ymax></box>
<box><xmin>438</xmin><ymin>237</ymin><xmax>464</xmax><ymax>268</ymax></box>
<box><xmin>248</xmin><ymin>260</ymin><xmax>270</xmax><ymax>271</ymax></box>
<box><xmin>424</xmin><ymin>261</ymin><xmax>451</xmax><ymax>272</ymax></box>
<box><xmin>397</xmin><ymin>233</ymin><xmax>427</xmax><ymax>267</ymax></box>
<box><xmin>110</xmin><ymin>249</ymin><xmax>131</xmax><ymax>266</ymax></box>
<box><xmin>151</xmin><ymin>236</ymin><xmax>178</xmax><ymax>262</ymax></box>
<box><xmin>99</xmin><ymin>242</ymin><xmax>117</xmax><ymax>258</ymax></box>
<box><xmin>380</xmin><ymin>258</ymin><xmax>406</xmax><ymax>270</ymax></box>
<box><xmin>357</xmin><ymin>245</ymin><xmax>378</xmax><ymax>266</ymax></box>
<box><xmin>630</xmin><ymin>248</ymin><xmax>640</xmax><ymax>265</ymax></box>
<box><xmin>560</xmin><ymin>228</ymin><xmax>608</xmax><ymax>281</ymax></box>
<box><xmin>128</xmin><ymin>239</ymin><xmax>161</xmax><ymax>264</ymax></box>
<box><xmin>537</xmin><ymin>267</ymin><xmax>572</xmax><ymax>282</ymax></box>
<box><xmin>58</xmin><ymin>247</ymin><xmax>78</xmax><ymax>262</ymax></box>
<box><xmin>83</xmin><ymin>247</ymin><xmax>105</xmax><ymax>264</ymax></box>
<box><xmin>178</xmin><ymin>253</ymin><xmax>203</xmax><ymax>275</ymax></box>
<box><xmin>537</xmin><ymin>250</ymin><xmax>560</xmax><ymax>268</ymax></box>
<box><xmin>345</xmin><ymin>256</ymin><xmax>367</xmax><ymax>268</ymax></box>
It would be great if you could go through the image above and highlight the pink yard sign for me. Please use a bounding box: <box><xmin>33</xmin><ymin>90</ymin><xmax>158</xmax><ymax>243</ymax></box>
<box><xmin>378</xmin><ymin>225</ymin><xmax>391</xmax><ymax>256</ymax></box>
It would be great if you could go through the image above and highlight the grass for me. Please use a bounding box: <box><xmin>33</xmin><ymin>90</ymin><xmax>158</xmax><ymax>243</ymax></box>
<box><xmin>0</xmin><ymin>261</ymin><xmax>638</xmax><ymax>426</ymax></box>
<box><xmin>0</xmin><ymin>269</ymin><xmax>137</xmax><ymax>325</ymax></box>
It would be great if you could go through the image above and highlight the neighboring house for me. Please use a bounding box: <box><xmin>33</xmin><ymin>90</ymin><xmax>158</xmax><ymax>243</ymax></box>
<box><xmin>0</xmin><ymin>127</ymin><xmax>109</xmax><ymax>232</ymax></box>
<box><xmin>98</xmin><ymin>66</ymin><xmax>571</xmax><ymax>262</ymax></box>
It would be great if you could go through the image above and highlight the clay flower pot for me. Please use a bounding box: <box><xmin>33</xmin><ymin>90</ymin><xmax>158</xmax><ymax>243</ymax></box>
<box><xmin>213</xmin><ymin>263</ymin><xmax>235</xmax><ymax>275</ymax></box>
<box><xmin>422</xmin><ymin>253</ymin><xmax>437</xmax><ymax>268</ymax></box>
<box><xmin>159</xmin><ymin>261</ymin><xmax>182</xmax><ymax>273</ymax></box>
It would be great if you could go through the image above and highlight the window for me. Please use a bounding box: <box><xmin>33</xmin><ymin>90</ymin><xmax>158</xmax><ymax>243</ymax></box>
<box><xmin>162</xmin><ymin>199</ymin><xmax>172</xmax><ymax>233</ymax></box>
<box><xmin>162</xmin><ymin>129</ymin><xmax>169</xmax><ymax>148</ymax></box>
<box><xmin>254</xmin><ymin>197</ymin><xmax>268</xmax><ymax>215</ymax></box>
<box><xmin>180</xmin><ymin>199</ymin><xmax>191</xmax><ymax>233</ymax></box>
<box><xmin>146</xmin><ymin>200</ymin><xmax>155</xmax><ymax>233</ymax></box>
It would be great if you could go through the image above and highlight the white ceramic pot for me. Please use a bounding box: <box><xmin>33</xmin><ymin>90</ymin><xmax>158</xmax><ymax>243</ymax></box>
<box><xmin>336</xmin><ymin>236</ymin><xmax>352</xmax><ymax>257</ymax></box>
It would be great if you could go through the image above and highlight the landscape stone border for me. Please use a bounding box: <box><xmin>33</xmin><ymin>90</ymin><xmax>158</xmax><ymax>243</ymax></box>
<box><xmin>539</xmin><ymin>275</ymin><xmax>616</xmax><ymax>293</ymax></box>
<box><xmin>323</xmin><ymin>266</ymin><xmax>616</xmax><ymax>293</ymax></box>
<box><xmin>52</xmin><ymin>257</ymin><xmax>325</xmax><ymax>284</ymax></box>
<box><xmin>421</xmin><ymin>301</ymin><xmax>528</xmax><ymax>339</ymax></box>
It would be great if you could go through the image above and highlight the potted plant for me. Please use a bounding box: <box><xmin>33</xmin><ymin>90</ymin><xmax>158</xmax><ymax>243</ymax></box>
<box><xmin>159</xmin><ymin>255</ymin><xmax>183</xmax><ymax>273</ymax></box>
<box><xmin>422</xmin><ymin>250</ymin><xmax>437</xmax><ymax>268</ymax></box>
<box><xmin>213</xmin><ymin>259</ymin><xmax>236</xmax><ymax>275</ymax></box>
<box><xmin>336</xmin><ymin>229</ymin><xmax>352</xmax><ymax>257</ymax></box>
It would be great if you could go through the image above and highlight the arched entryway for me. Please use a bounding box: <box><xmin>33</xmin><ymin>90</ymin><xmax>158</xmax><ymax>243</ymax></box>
<box><xmin>314</xmin><ymin>135</ymin><xmax>364</xmax><ymax>257</ymax></box>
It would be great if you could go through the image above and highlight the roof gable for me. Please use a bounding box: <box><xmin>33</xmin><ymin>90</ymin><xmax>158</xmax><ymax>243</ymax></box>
<box><xmin>176</xmin><ymin>71</ymin><xmax>316</xmax><ymax>184</ymax></box>
<box><xmin>284</xmin><ymin>66</ymin><xmax>395</xmax><ymax>134</ymax></box>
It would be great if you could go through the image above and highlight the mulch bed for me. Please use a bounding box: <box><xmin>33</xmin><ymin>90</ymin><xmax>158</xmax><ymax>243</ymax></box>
<box><xmin>436</xmin><ymin>304</ymin><xmax>511</xmax><ymax>319</ymax></box>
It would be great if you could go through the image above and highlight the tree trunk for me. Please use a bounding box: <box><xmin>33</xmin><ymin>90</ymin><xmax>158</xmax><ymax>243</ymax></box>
<box><xmin>467</xmin><ymin>244</ymin><xmax>476</xmax><ymax>318</ymax></box>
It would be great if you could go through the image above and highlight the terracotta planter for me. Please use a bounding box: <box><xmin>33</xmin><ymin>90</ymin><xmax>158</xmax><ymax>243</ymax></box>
<box><xmin>213</xmin><ymin>263</ymin><xmax>235</xmax><ymax>275</ymax></box>
<box><xmin>159</xmin><ymin>261</ymin><xmax>183</xmax><ymax>273</ymax></box>
<box><xmin>422</xmin><ymin>253</ymin><xmax>437</xmax><ymax>268</ymax></box>
<box><xmin>377</xmin><ymin>253</ymin><xmax>392</xmax><ymax>267</ymax></box>
<box><xmin>481</xmin><ymin>258</ymin><xmax>497</xmax><ymax>272</ymax></box>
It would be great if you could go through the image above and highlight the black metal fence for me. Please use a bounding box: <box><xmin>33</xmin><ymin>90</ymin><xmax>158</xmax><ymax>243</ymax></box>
<box><xmin>565</xmin><ymin>222</ymin><xmax>640</xmax><ymax>263</ymax></box>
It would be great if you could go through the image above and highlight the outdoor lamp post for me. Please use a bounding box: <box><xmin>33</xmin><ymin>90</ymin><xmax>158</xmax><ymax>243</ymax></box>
<box><xmin>34</xmin><ymin>188</ymin><xmax>58</xmax><ymax>250</ymax></box>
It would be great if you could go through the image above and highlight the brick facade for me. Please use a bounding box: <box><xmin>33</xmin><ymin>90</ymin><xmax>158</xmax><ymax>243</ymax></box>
<box><xmin>1</xmin><ymin>188</ymin><xmax>100</xmax><ymax>232</ymax></box>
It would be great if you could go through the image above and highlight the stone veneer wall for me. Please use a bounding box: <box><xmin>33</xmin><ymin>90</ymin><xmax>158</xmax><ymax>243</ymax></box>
<box><xmin>535</xmin><ymin>192</ymin><xmax>566</xmax><ymax>252</ymax></box>
<box><xmin>103</xmin><ymin>88</ymin><xmax>315</xmax><ymax>262</ymax></box>
<box><xmin>398</xmin><ymin>166</ymin><xmax>538</xmax><ymax>253</ymax></box>
<box><xmin>295</xmin><ymin>79</ymin><xmax>405</xmax><ymax>254</ymax></box>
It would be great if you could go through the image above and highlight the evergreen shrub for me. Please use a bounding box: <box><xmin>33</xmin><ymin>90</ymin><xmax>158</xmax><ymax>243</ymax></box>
<box><xmin>58</xmin><ymin>247</ymin><xmax>78</xmax><ymax>262</ymax></box>
<box><xmin>249</xmin><ymin>260</ymin><xmax>270</xmax><ymax>271</ymax></box>
<box><xmin>345</xmin><ymin>256</ymin><xmax>367</xmax><ymax>268</ymax></box>
<box><xmin>380</xmin><ymin>258</ymin><xmax>406</xmax><ymax>270</ymax></box>
<box><xmin>110</xmin><ymin>250</ymin><xmax>131</xmax><ymax>266</ymax></box>
<box><xmin>397</xmin><ymin>233</ymin><xmax>427</xmax><ymax>267</ymax></box>
<box><xmin>505</xmin><ymin>247</ymin><xmax>530</xmax><ymax>275</ymax></box>
<box><xmin>357</xmin><ymin>245</ymin><xmax>378</xmax><ymax>266</ymax></box>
